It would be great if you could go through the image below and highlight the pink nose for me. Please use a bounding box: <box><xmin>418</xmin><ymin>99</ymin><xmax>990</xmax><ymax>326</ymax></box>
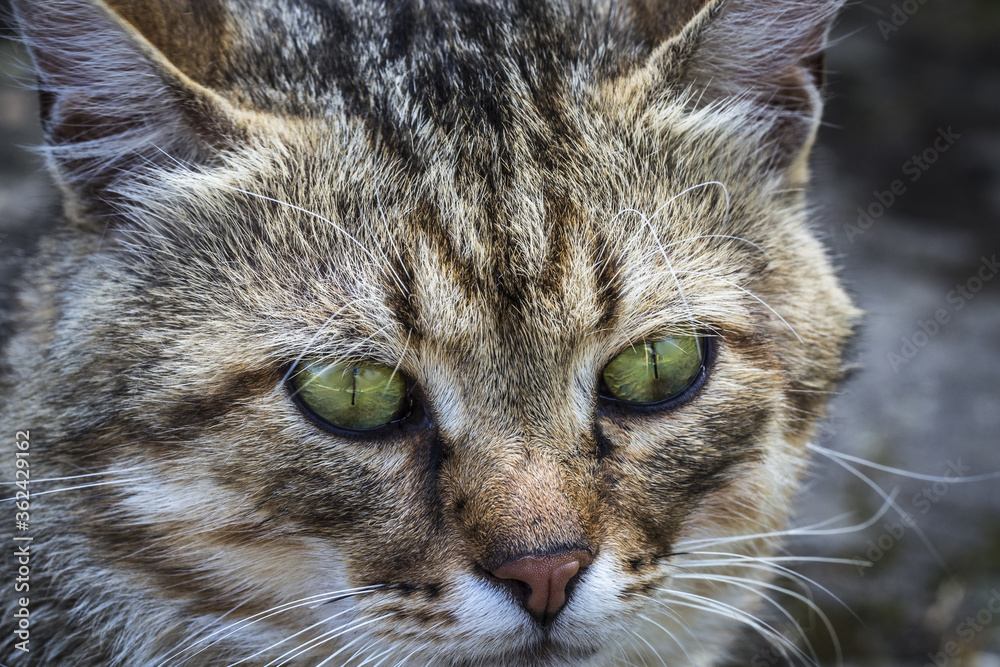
<box><xmin>491</xmin><ymin>550</ymin><xmax>593</xmax><ymax>623</ymax></box>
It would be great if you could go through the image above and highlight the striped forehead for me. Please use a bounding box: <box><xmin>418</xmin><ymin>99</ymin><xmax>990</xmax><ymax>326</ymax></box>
<box><xmin>392</xmin><ymin>189</ymin><xmax>753</xmax><ymax>358</ymax></box>
<box><xmin>403</xmin><ymin>195</ymin><xmax>604</xmax><ymax>344</ymax></box>
<box><xmin>217</xmin><ymin>0</ymin><xmax>645</xmax><ymax>141</ymax></box>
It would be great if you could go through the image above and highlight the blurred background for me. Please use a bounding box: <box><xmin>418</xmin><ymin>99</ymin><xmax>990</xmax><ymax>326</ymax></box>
<box><xmin>789</xmin><ymin>1</ymin><xmax>1000</xmax><ymax>664</ymax></box>
<box><xmin>1</xmin><ymin>1</ymin><xmax>998</xmax><ymax>665</ymax></box>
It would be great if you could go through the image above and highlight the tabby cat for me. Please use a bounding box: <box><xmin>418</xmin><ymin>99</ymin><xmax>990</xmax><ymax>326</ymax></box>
<box><xmin>1</xmin><ymin>0</ymin><xmax>858</xmax><ymax>664</ymax></box>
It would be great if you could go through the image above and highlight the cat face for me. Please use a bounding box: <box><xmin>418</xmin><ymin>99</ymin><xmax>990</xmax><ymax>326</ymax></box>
<box><xmin>5</xmin><ymin>0</ymin><xmax>857</xmax><ymax>664</ymax></box>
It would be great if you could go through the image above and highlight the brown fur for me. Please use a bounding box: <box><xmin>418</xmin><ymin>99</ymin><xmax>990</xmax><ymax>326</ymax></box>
<box><xmin>1</xmin><ymin>0</ymin><xmax>858</xmax><ymax>664</ymax></box>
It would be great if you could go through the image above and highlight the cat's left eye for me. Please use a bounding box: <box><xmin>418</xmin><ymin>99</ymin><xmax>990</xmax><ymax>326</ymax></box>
<box><xmin>290</xmin><ymin>359</ymin><xmax>409</xmax><ymax>431</ymax></box>
<box><xmin>601</xmin><ymin>335</ymin><xmax>706</xmax><ymax>406</ymax></box>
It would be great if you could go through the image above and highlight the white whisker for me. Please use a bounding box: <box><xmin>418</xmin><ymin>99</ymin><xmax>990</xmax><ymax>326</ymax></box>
<box><xmin>820</xmin><ymin>452</ymin><xmax>951</xmax><ymax>573</ymax></box>
<box><xmin>263</xmin><ymin>613</ymin><xmax>392</xmax><ymax>667</ymax></box>
<box><xmin>659</xmin><ymin>590</ymin><xmax>814</xmax><ymax>665</ymax></box>
<box><xmin>636</xmin><ymin>613</ymin><xmax>696</xmax><ymax>664</ymax></box>
<box><xmin>0</xmin><ymin>466</ymin><xmax>148</xmax><ymax>485</ymax></box>
<box><xmin>226</xmin><ymin>608</ymin><xmax>356</xmax><ymax>666</ymax></box>
<box><xmin>672</xmin><ymin>551</ymin><xmax>867</xmax><ymax>623</ymax></box>
<box><xmin>671</xmin><ymin>269</ymin><xmax>803</xmax><ymax>343</ymax></box>
<box><xmin>623</xmin><ymin>628</ymin><xmax>654</xmax><ymax>667</ymax></box>
<box><xmin>671</xmin><ymin>572</ymin><xmax>838</xmax><ymax>664</ymax></box>
<box><xmin>162</xmin><ymin>586</ymin><xmax>384</xmax><ymax>666</ymax></box>
<box><xmin>677</xmin><ymin>489</ymin><xmax>897</xmax><ymax>550</ymax></box>
<box><xmin>809</xmin><ymin>443</ymin><xmax>1000</xmax><ymax>483</ymax></box>
<box><xmin>1</xmin><ymin>477</ymin><xmax>154</xmax><ymax>501</ymax></box>
<box><xmin>632</xmin><ymin>592</ymin><xmax>706</xmax><ymax>655</ymax></box>
<box><xmin>278</xmin><ymin>297</ymin><xmax>385</xmax><ymax>388</ymax></box>
<box><xmin>380</xmin><ymin>622</ymin><xmax>446</xmax><ymax>667</ymax></box>
<box><xmin>663</xmin><ymin>233</ymin><xmax>767</xmax><ymax>255</ymax></box>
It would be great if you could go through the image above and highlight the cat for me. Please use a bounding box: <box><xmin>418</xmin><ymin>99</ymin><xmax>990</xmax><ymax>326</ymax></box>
<box><xmin>1</xmin><ymin>0</ymin><xmax>859</xmax><ymax>664</ymax></box>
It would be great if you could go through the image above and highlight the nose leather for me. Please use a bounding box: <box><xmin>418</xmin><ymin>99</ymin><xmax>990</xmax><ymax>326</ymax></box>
<box><xmin>491</xmin><ymin>550</ymin><xmax>593</xmax><ymax>623</ymax></box>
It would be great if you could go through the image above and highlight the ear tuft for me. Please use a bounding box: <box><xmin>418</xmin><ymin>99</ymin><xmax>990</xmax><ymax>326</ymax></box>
<box><xmin>663</xmin><ymin>0</ymin><xmax>844</xmax><ymax>172</ymax></box>
<box><xmin>13</xmin><ymin>0</ymin><xmax>234</xmax><ymax>222</ymax></box>
<box><xmin>684</xmin><ymin>0</ymin><xmax>842</xmax><ymax>102</ymax></box>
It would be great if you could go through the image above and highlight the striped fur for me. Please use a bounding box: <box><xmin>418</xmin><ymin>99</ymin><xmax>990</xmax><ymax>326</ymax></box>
<box><xmin>1</xmin><ymin>0</ymin><xmax>858</xmax><ymax>664</ymax></box>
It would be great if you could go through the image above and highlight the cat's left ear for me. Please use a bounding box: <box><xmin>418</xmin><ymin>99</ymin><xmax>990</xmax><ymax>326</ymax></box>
<box><xmin>652</xmin><ymin>0</ymin><xmax>843</xmax><ymax>175</ymax></box>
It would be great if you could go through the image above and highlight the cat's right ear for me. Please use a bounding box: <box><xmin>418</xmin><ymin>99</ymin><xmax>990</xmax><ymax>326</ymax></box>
<box><xmin>13</xmin><ymin>0</ymin><xmax>240</xmax><ymax>225</ymax></box>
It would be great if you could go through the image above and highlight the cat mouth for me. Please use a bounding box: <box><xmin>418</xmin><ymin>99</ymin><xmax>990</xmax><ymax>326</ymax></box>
<box><xmin>436</xmin><ymin>615</ymin><xmax>605</xmax><ymax>667</ymax></box>
<box><xmin>450</xmin><ymin>641</ymin><xmax>601</xmax><ymax>667</ymax></box>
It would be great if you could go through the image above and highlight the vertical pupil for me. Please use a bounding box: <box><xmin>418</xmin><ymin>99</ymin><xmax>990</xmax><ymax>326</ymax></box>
<box><xmin>648</xmin><ymin>342</ymin><xmax>659</xmax><ymax>379</ymax></box>
<box><xmin>351</xmin><ymin>367</ymin><xmax>358</xmax><ymax>406</ymax></box>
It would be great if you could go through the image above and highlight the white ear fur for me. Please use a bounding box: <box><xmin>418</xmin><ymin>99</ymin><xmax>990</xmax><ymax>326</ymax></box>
<box><xmin>683</xmin><ymin>0</ymin><xmax>843</xmax><ymax>103</ymax></box>
<box><xmin>660</xmin><ymin>0</ymin><xmax>844</xmax><ymax>174</ymax></box>
<box><xmin>14</xmin><ymin>0</ymin><xmax>232</xmax><ymax>219</ymax></box>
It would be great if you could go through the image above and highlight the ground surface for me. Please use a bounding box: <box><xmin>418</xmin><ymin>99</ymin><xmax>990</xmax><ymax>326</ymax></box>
<box><xmin>1</xmin><ymin>2</ymin><xmax>999</xmax><ymax>665</ymax></box>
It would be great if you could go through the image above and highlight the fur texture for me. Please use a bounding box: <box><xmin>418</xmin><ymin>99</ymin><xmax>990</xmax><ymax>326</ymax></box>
<box><xmin>1</xmin><ymin>0</ymin><xmax>858</xmax><ymax>664</ymax></box>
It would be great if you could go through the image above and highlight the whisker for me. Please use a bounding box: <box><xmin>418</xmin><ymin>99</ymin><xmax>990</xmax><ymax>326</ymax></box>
<box><xmin>670</xmin><ymin>269</ymin><xmax>803</xmax><ymax>343</ymax></box>
<box><xmin>612</xmin><ymin>181</ymin><xmax>732</xmax><ymax>228</ymax></box>
<box><xmin>226</xmin><ymin>607</ymin><xmax>357</xmax><ymax>666</ymax></box>
<box><xmin>354</xmin><ymin>635</ymin><xmax>408</xmax><ymax>667</ymax></box>
<box><xmin>677</xmin><ymin>489</ymin><xmax>897</xmax><ymax>550</ymax></box>
<box><xmin>631</xmin><ymin>592</ymin><xmax>706</xmax><ymax>655</ymax></box>
<box><xmin>670</xmin><ymin>572</ymin><xmax>837</xmax><ymax>665</ymax></box>
<box><xmin>372</xmin><ymin>165</ymin><xmax>411</xmax><ymax>280</ymax></box>
<box><xmin>663</xmin><ymin>233</ymin><xmax>767</xmax><ymax>256</ymax></box>
<box><xmin>607</xmin><ymin>635</ymin><xmax>629</xmax><ymax>667</ymax></box>
<box><xmin>339</xmin><ymin>638</ymin><xmax>378</xmax><ymax>667</ymax></box>
<box><xmin>671</xmin><ymin>551</ymin><xmax>867</xmax><ymax>624</ymax></box>
<box><xmin>379</xmin><ymin>622</ymin><xmax>447</xmax><ymax>667</ymax></box>
<box><xmin>278</xmin><ymin>297</ymin><xmax>385</xmax><ymax>388</ymax></box>
<box><xmin>821</xmin><ymin>452</ymin><xmax>951</xmax><ymax>573</ymax></box>
<box><xmin>658</xmin><ymin>590</ymin><xmax>814</xmax><ymax>665</ymax></box>
<box><xmin>1</xmin><ymin>477</ymin><xmax>154</xmax><ymax>501</ymax></box>
<box><xmin>0</xmin><ymin>466</ymin><xmax>148</xmax><ymax>485</ymax></box>
<box><xmin>609</xmin><ymin>181</ymin><xmax>733</xmax><ymax>347</ymax></box>
<box><xmin>809</xmin><ymin>443</ymin><xmax>1000</xmax><ymax>483</ymax></box>
<box><xmin>622</xmin><ymin>628</ymin><xmax>655</xmax><ymax>667</ymax></box>
<box><xmin>679</xmin><ymin>553</ymin><xmax>864</xmax><ymax>568</ymax></box>
<box><xmin>161</xmin><ymin>586</ymin><xmax>384</xmax><ymax>666</ymax></box>
<box><xmin>636</xmin><ymin>612</ymin><xmax>696</xmax><ymax>664</ymax></box>
<box><xmin>265</xmin><ymin>614</ymin><xmax>393</xmax><ymax>667</ymax></box>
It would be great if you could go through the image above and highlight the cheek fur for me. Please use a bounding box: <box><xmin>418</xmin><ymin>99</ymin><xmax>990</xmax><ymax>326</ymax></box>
<box><xmin>4</xmin><ymin>0</ymin><xmax>858</xmax><ymax>664</ymax></box>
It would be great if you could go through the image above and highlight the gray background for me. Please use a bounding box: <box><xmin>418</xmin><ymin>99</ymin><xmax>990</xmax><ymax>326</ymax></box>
<box><xmin>1</xmin><ymin>1</ymin><xmax>998</xmax><ymax>665</ymax></box>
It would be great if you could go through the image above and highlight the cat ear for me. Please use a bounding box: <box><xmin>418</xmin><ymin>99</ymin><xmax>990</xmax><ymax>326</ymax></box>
<box><xmin>654</xmin><ymin>0</ymin><xmax>843</xmax><ymax>173</ymax></box>
<box><xmin>13</xmin><ymin>0</ymin><xmax>239</xmax><ymax>222</ymax></box>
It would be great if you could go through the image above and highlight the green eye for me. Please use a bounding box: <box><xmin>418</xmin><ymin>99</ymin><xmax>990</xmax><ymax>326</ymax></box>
<box><xmin>602</xmin><ymin>335</ymin><xmax>704</xmax><ymax>405</ymax></box>
<box><xmin>291</xmin><ymin>359</ymin><xmax>407</xmax><ymax>431</ymax></box>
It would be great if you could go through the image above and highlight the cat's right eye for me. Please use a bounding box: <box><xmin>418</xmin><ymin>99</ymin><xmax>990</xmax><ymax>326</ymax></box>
<box><xmin>290</xmin><ymin>359</ymin><xmax>409</xmax><ymax>431</ymax></box>
<box><xmin>601</xmin><ymin>335</ymin><xmax>706</xmax><ymax>406</ymax></box>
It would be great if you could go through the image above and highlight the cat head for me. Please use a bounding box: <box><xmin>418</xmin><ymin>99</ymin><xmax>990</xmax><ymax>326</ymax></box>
<box><xmin>13</xmin><ymin>0</ymin><xmax>857</xmax><ymax>663</ymax></box>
